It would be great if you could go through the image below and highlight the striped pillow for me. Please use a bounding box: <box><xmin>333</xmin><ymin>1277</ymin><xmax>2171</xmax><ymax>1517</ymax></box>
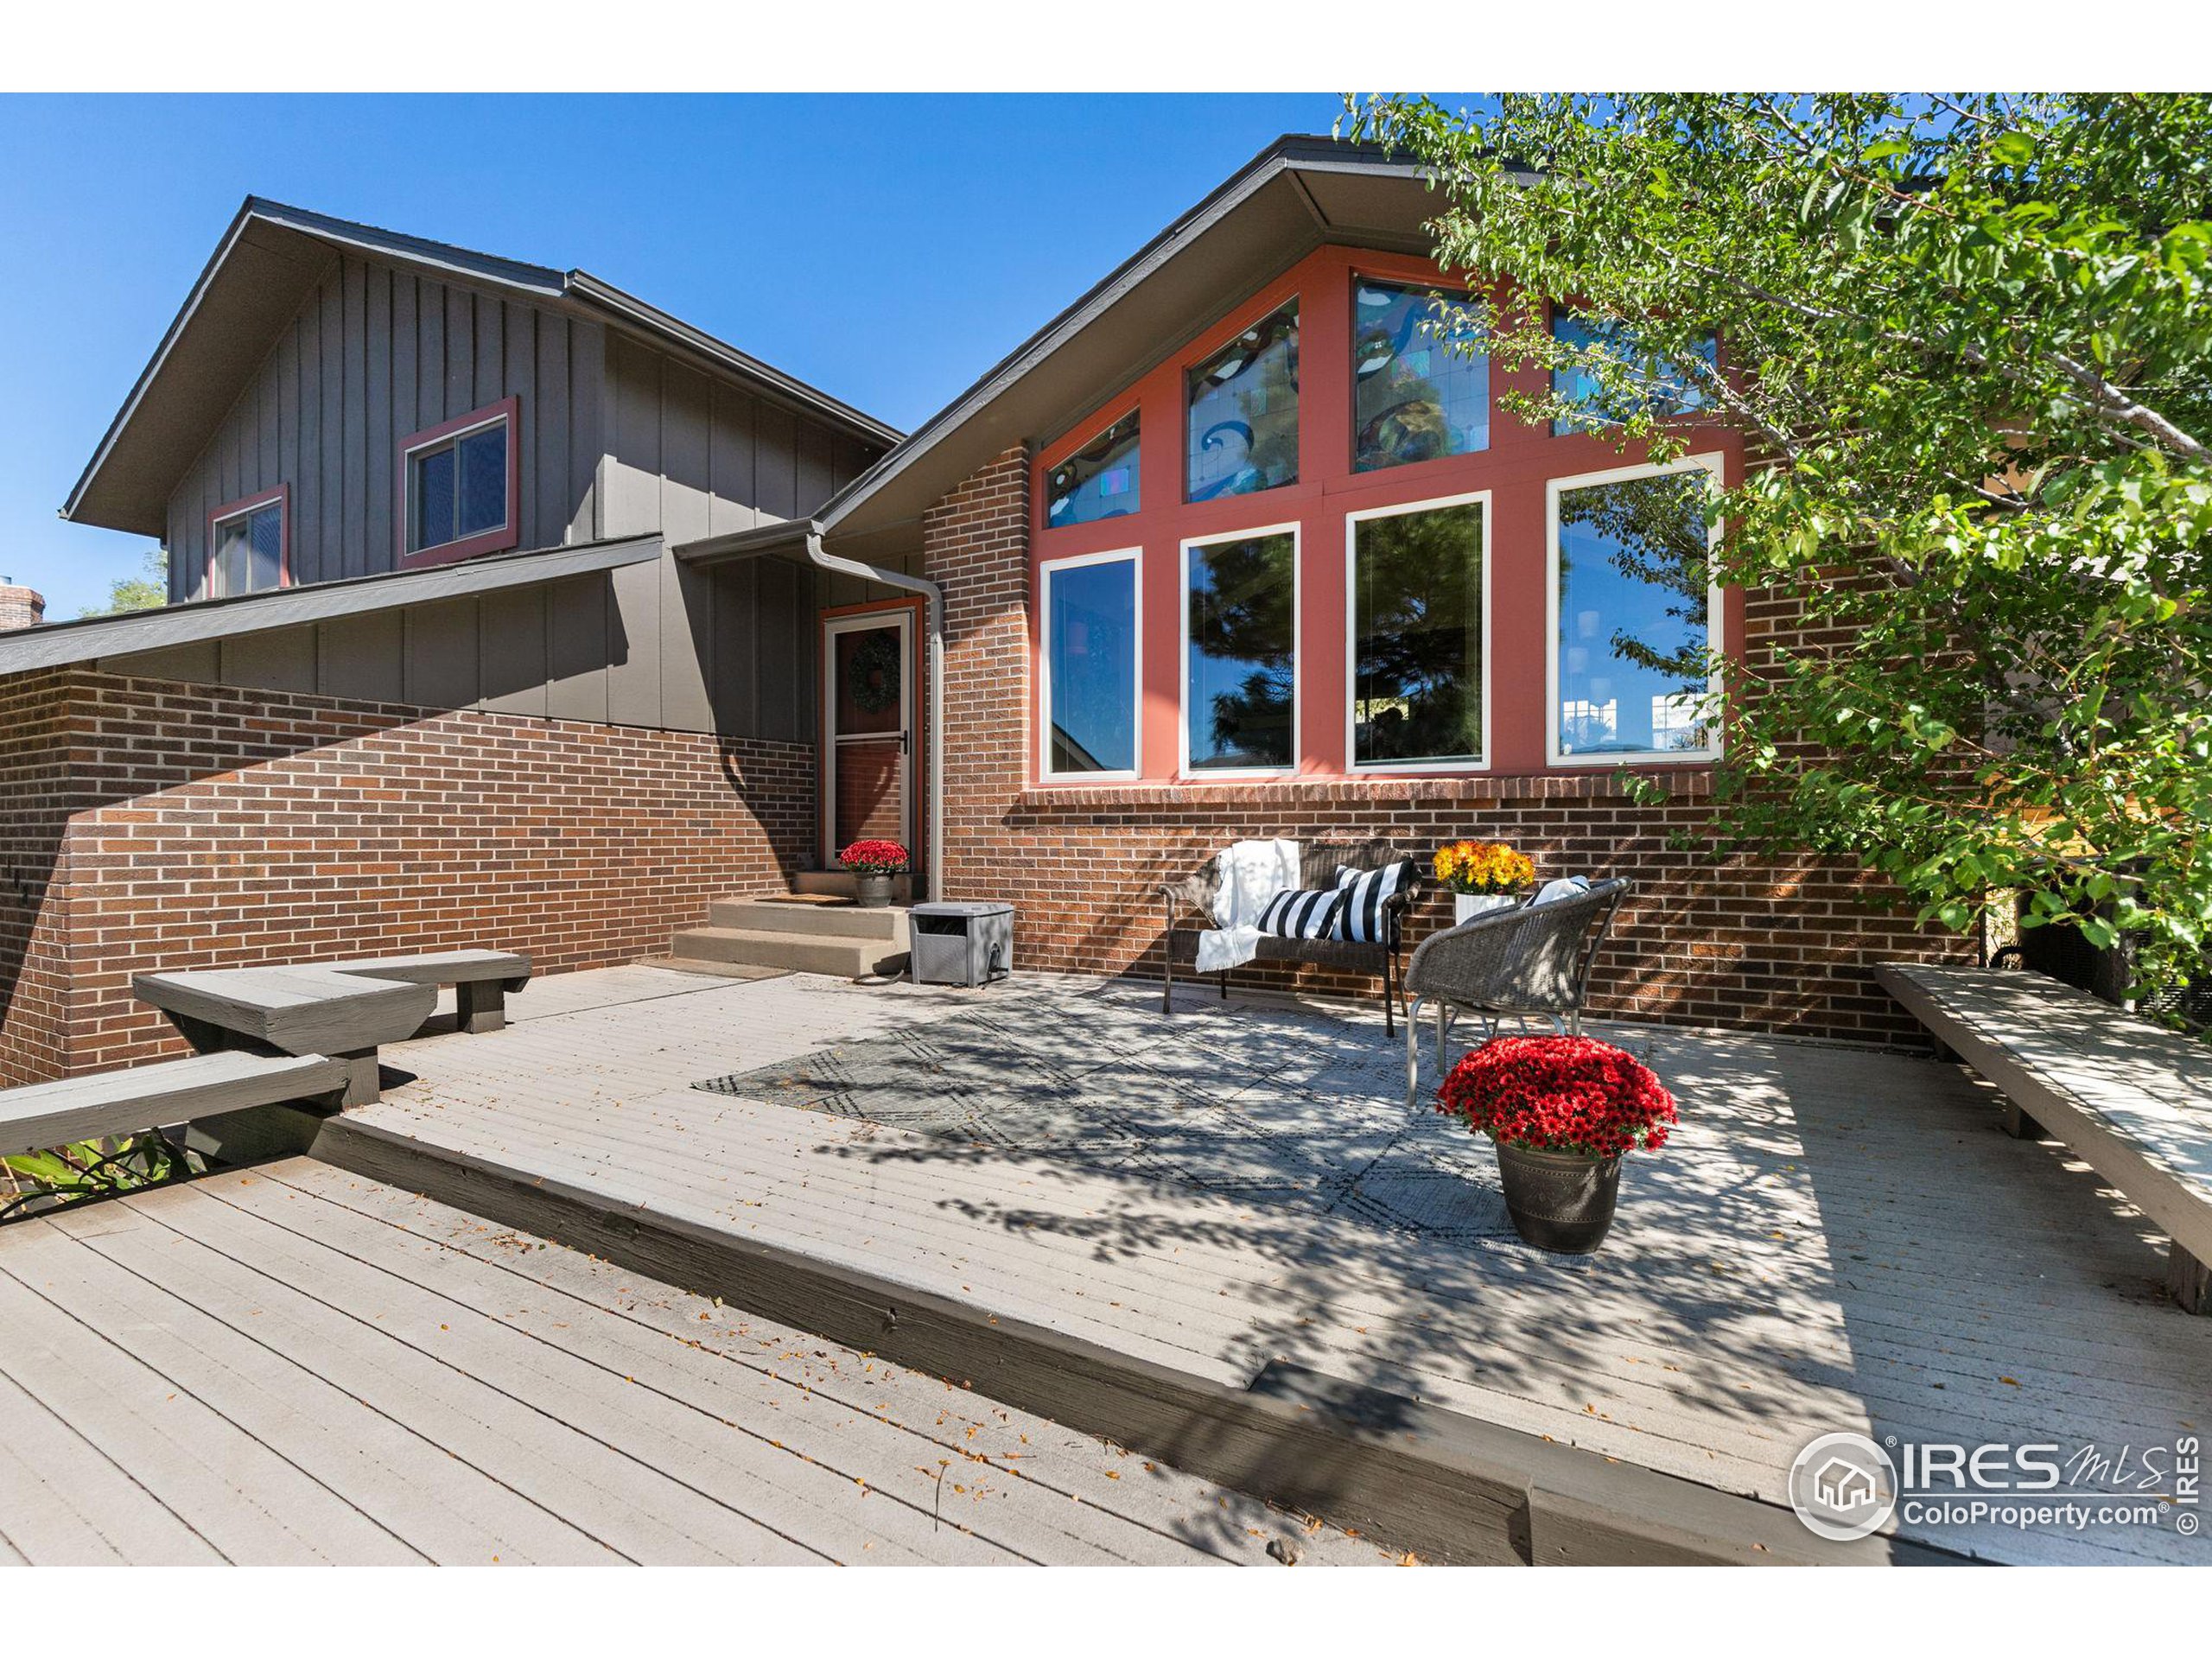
<box><xmin>1257</xmin><ymin>886</ymin><xmax>1348</xmax><ymax>940</ymax></box>
<box><xmin>1332</xmin><ymin>860</ymin><xmax>1416</xmax><ymax>944</ymax></box>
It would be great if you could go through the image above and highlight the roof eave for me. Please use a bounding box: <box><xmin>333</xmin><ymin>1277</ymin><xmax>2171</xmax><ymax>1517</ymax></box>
<box><xmin>817</xmin><ymin>135</ymin><xmax>1430</xmax><ymax>540</ymax></box>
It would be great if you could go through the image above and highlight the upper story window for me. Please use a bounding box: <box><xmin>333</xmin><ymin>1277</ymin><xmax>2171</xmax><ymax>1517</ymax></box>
<box><xmin>1184</xmin><ymin>527</ymin><xmax>1297</xmax><ymax>773</ymax></box>
<box><xmin>1548</xmin><ymin>458</ymin><xmax>1721</xmax><ymax>764</ymax></box>
<box><xmin>1352</xmin><ymin>281</ymin><xmax>1488</xmax><ymax>473</ymax></box>
<box><xmin>207</xmin><ymin>486</ymin><xmax>287</xmax><ymax>598</ymax></box>
<box><xmin>1551</xmin><ymin>311</ymin><xmax>1718</xmax><ymax>435</ymax></box>
<box><xmin>1186</xmin><ymin>301</ymin><xmax>1299</xmax><ymax>503</ymax></box>
<box><xmin>1046</xmin><ymin>411</ymin><xmax>1141</xmax><ymax>530</ymax></box>
<box><xmin>1040</xmin><ymin>549</ymin><xmax>1141</xmax><ymax>779</ymax></box>
<box><xmin>401</xmin><ymin>396</ymin><xmax>520</xmax><ymax>567</ymax></box>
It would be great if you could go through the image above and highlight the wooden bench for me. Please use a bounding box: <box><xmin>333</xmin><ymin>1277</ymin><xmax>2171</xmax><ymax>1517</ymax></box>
<box><xmin>307</xmin><ymin>950</ymin><xmax>532</xmax><ymax>1034</ymax></box>
<box><xmin>134</xmin><ymin>968</ymin><xmax>437</xmax><ymax>1106</ymax></box>
<box><xmin>1877</xmin><ymin>962</ymin><xmax>2212</xmax><ymax>1314</ymax></box>
<box><xmin>2</xmin><ymin>1051</ymin><xmax>351</xmax><ymax>1160</ymax></box>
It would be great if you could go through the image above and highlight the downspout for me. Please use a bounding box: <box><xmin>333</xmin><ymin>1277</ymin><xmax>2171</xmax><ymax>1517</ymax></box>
<box><xmin>804</xmin><ymin>531</ymin><xmax>945</xmax><ymax>905</ymax></box>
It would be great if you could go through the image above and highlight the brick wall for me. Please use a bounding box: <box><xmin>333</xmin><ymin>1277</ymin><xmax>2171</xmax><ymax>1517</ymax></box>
<box><xmin>0</xmin><ymin>668</ymin><xmax>813</xmax><ymax>1084</ymax></box>
<box><xmin>923</xmin><ymin>447</ymin><xmax>1970</xmax><ymax>1045</ymax></box>
<box><xmin>0</xmin><ymin>585</ymin><xmax>45</xmax><ymax>632</ymax></box>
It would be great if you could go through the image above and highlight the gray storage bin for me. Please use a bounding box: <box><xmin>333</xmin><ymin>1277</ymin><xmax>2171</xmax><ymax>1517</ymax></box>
<box><xmin>908</xmin><ymin>901</ymin><xmax>1014</xmax><ymax>988</ymax></box>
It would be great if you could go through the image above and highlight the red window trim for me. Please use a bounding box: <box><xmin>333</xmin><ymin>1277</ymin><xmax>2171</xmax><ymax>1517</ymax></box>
<box><xmin>1023</xmin><ymin>245</ymin><xmax>1750</xmax><ymax>791</ymax></box>
<box><xmin>202</xmin><ymin>484</ymin><xmax>290</xmax><ymax>600</ymax></box>
<box><xmin>397</xmin><ymin>395</ymin><xmax>522</xmax><ymax>570</ymax></box>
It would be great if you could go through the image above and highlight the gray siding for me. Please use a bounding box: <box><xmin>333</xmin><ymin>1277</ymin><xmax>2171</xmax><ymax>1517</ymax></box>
<box><xmin>599</xmin><ymin>332</ymin><xmax>877</xmax><ymax>544</ymax></box>
<box><xmin>166</xmin><ymin>253</ymin><xmax>607</xmax><ymax>599</ymax></box>
<box><xmin>104</xmin><ymin>550</ymin><xmax>818</xmax><ymax>744</ymax></box>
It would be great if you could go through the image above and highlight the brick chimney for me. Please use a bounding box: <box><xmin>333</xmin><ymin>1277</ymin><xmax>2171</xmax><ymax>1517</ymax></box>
<box><xmin>0</xmin><ymin>581</ymin><xmax>44</xmax><ymax>632</ymax></box>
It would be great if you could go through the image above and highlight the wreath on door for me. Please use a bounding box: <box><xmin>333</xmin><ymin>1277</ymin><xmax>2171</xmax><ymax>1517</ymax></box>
<box><xmin>847</xmin><ymin>630</ymin><xmax>901</xmax><ymax>715</ymax></box>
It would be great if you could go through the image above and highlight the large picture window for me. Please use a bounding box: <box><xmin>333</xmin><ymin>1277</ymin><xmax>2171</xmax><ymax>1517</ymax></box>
<box><xmin>401</xmin><ymin>397</ymin><xmax>519</xmax><ymax>566</ymax></box>
<box><xmin>1348</xmin><ymin>494</ymin><xmax>1486</xmax><ymax>769</ymax></box>
<box><xmin>1352</xmin><ymin>281</ymin><xmax>1488</xmax><ymax>473</ymax></box>
<box><xmin>1186</xmin><ymin>301</ymin><xmax>1299</xmax><ymax>503</ymax></box>
<box><xmin>1549</xmin><ymin>459</ymin><xmax>1721</xmax><ymax>763</ymax></box>
<box><xmin>1046</xmin><ymin>412</ymin><xmax>1141</xmax><ymax>530</ymax></box>
<box><xmin>1551</xmin><ymin>311</ymin><xmax>1718</xmax><ymax>434</ymax></box>
<box><xmin>1040</xmin><ymin>549</ymin><xmax>1141</xmax><ymax>779</ymax></box>
<box><xmin>206</xmin><ymin>486</ymin><xmax>287</xmax><ymax>598</ymax></box>
<box><xmin>1184</xmin><ymin>529</ymin><xmax>1297</xmax><ymax>773</ymax></box>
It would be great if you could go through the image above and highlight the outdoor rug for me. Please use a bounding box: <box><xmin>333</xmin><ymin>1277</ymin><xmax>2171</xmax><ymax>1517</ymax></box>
<box><xmin>696</xmin><ymin>988</ymin><xmax>1541</xmax><ymax>1243</ymax></box>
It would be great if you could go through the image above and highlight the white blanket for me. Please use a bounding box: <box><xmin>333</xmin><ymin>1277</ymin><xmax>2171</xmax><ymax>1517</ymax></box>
<box><xmin>1195</xmin><ymin>837</ymin><xmax>1301</xmax><ymax>975</ymax></box>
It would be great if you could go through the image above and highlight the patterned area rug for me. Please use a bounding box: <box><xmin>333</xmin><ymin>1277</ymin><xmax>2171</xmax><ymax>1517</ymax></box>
<box><xmin>696</xmin><ymin>989</ymin><xmax>1523</xmax><ymax>1243</ymax></box>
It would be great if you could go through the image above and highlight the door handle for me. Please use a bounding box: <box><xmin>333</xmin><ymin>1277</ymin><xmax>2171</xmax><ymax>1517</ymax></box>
<box><xmin>899</xmin><ymin>728</ymin><xmax>911</xmax><ymax>754</ymax></box>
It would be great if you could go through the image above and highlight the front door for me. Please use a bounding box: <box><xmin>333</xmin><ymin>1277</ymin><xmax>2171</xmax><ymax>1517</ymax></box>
<box><xmin>821</xmin><ymin>608</ymin><xmax>912</xmax><ymax>866</ymax></box>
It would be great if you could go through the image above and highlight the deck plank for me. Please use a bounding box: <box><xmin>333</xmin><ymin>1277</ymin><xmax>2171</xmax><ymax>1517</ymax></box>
<box><xmin>0</xmin><ymin>1157</ymin><xmax>1380</xmax><ymax>1566</ymax></box>
<box><xmin>0</xmin><ymin>1363</ymin><xmax>215</xmax><ymax>1566</ymax></box>
<box><xmin>346</xmin><ymin>969</ymin><xmax>2212</xmax><ymax>1566</ymax></box>
<box><xmin>243</xmin><ymin>1161</ymin><xmax>1382</xmax><ymax>1564</ymax></box>
<box><xmin>0</xmin><ymin>1232</ymin><xmax>410</xmax><ymax>1564</ymax></box>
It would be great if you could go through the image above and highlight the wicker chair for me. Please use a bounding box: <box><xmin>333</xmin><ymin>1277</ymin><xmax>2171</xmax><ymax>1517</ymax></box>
<box><xmin>1160</xmin><ymin>839</ymin><xmax>1423</xmax><ymax>1034</ymax></box>
<box><xmin>1402</xmin><ymin>878</ymin><xmax>1631</xmax><ymax>1108</ymax></box>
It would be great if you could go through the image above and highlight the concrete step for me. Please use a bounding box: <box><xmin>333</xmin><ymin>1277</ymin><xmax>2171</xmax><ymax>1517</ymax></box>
<box><xmin>794</xmin><ymin>870</ymin><xmax>915</xmax><ymax>903</ymax></box>
<box><xmin>668</xmin><ymin>925</ymin><xmax>908</xmax><ymax>979</ymax></box>
<box><xmin>709</xmin><ymin>898</ymin><xmax>909</xmax><ymax>941</ymax></box>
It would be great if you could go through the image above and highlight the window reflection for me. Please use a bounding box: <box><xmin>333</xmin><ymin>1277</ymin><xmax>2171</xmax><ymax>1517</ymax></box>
<box><xmin>1046</xmin><ymin>412</ymin><xmax>1141</xmax><ymax>530</ymax></box>
<box><xmin>212</xmin><ymin>501</ymin><xmax>283</xmax><ymax>597</ymax></box>
<box><xmin>1045</xmin><ymin>556</ymin><xmax>1138</xmax><ymax>774</ymax></box>
<box><xmin>1186</xmin><ymin>302</ymin><xmax>1299</xmax><ymax>501</ymax></box>
<box><xmin>1554</xmin><ymin>468</ymin><xmax>1715</xmax><ymax>757</ymax></box>
<box><xmin>1352</xmin><ymin>500</ymin><xmax>1484</xmax><ymax>766</ymax></box>
<box><xmin>1185</xmin><ymin>532</ymin><xmax>1295</xmax><ymax>769</ymax></box>
<box><xmin>1552</xmin><ymin>312</ymin><xmax>1718</xmax><ymax>434</ymax></box>
<box><xmin>1353</xmin><ymin>282</ymin><xmax>1488</xmax><ymax>472</ymax></box>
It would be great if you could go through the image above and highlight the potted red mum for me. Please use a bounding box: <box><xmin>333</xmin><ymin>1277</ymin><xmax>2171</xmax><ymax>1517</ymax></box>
<box><xmin>837</xmin><ymin>838</ymin><xmax>910</xmax><ymax>908</ymax></box>
<box><xmin>1436</xmin><ymin>1034</ymin><xmax>1677</xmax><ymax>1254</ymax></box>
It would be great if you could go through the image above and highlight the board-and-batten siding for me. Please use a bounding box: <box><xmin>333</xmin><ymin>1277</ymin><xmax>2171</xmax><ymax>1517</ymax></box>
<box><xmin>149</xmin><ymin>246</ymin><xmax>908</xmax><ymax>742</ymax></box>
<box><xmin>165</xmin><ymin>253</ymin><xmax>604</xmax><ymax>598</ymax></box>
<box><xmin>99</xmin><ymin>554</ymin><xmax>820</xmax><ymax>745</ymax></box>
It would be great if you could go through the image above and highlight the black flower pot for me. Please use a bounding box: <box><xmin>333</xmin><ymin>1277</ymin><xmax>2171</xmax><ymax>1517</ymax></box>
<box><xmin>1496</xmin><ymin>1141</ymin><xmax>1623</xmax><ymax>1254</ymax></box>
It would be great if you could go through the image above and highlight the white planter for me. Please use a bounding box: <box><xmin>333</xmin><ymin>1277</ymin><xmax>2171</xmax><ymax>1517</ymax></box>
<box><xmin>1453</xmin><ymin>892</ymin><xmax>1518</xmax><ymax>925</ymax></box>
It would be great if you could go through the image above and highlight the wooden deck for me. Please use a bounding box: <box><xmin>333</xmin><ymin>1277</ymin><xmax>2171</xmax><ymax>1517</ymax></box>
<box><xmin>0</xmin><ymin>1159</ymin><xmax>1389</xmax><ymax>1566</ymax></box>
<box><xmin>332</xmin><ymin>966</ymin><xmax>2212</xmax><ymax>1566</ymax></box>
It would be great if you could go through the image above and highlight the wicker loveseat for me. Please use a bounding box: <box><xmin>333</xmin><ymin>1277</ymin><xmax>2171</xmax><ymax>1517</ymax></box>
<box><xmin>1160</xmin><ymin>839</ymin><xmax>1424</xmax><ymax>1033</ymax></box>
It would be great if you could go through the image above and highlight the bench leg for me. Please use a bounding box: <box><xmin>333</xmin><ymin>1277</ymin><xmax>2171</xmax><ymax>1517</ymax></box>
<box><xmin>169</xmin><ymin>1013</ymin><xmax>232</xmax><ymax>1056</ymax></box>
<box><xmin>1999</xmin><ymin>1100</ymin><xmax>2045</xmax><ymax>1140</ymax></box>
<box><xmin>455</xmin><ymin>980</ymin><xmax>506</xmax><ymax>1034</ymax></box>
<box><xmin>2170</xmin><ymin>1244</ymin><xmax>2211</xmax><ymax>1316</ymax></box>
<box><xmin>336</xmin><ymin>1049</ymin><xmax>384</xmax><ymax>1108</ymax></box>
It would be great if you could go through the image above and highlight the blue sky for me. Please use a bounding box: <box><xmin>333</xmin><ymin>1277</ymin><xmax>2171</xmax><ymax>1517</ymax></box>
<box><xmin>0</xmin><ymin>93</ymin><xmax>1350</xmax><ymax>618</ymax></box>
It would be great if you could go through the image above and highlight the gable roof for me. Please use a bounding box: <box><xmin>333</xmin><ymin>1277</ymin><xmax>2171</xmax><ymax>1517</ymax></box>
<box><xmin>816</xmin><ymin>134</ymin><xmax>1464</xmax><ymax>558</ymax></box>
<box><xmin>63</xmin><ymin>197</ymin><xmax>903</xmax><ymax>537</ymax></box>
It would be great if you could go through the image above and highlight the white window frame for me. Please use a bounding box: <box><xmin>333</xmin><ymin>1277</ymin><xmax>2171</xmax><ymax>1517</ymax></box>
<box><xmin>1179</xmin><ymin>521</ymin><xmax>1302</xmax><ymax>780</ymax></box>
<box><xmin>1038</xmin><ymin>545</ymin><xmax>1143</xmax><ymax>784</ymax></box>
<box><xmin>1343</xmin><ymin>488</ymin><xmax>1492</xmax><ymax>775</ymax></box>
<box><xmin>205</xmin><ymin>489</ymin><xmax>287</xmax><ymax>600</ymax></box>
<box><xmin>1545</xmin><ymin>453</ymin><xmax>1726</xmax><ymax>768</ymax></box>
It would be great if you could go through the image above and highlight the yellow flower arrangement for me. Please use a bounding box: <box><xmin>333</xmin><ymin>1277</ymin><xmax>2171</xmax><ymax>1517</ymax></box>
<box><xmin>1433</xmin><ymin>839</ymin><xmax>1535</xmax><ymax>896</ymax></box>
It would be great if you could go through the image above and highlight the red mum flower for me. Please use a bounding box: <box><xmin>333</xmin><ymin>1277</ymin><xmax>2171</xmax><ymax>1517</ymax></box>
<box><xmin>837</xmin><ymin>839</ymin><xmax>911</xmax><ymax>874</ymax></box>
<box><xmin>1435</xmin><ymin>1034</ymin><xmax>1678</xmax><ymax>1158</ymax></box>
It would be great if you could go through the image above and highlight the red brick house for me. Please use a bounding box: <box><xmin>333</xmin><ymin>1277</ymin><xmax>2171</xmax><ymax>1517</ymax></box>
<box><xmin>1</xmin><ymin>140</ymin><xmax>1964</xmax><ymax>1083</ymax></box>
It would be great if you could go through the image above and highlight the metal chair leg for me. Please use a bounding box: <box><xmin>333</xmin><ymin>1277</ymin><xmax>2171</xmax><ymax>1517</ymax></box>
<box><xmin>1404</xmin><ymin>995</ymin><xmax>1424</xmax><ymax>1113</ymax></box>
